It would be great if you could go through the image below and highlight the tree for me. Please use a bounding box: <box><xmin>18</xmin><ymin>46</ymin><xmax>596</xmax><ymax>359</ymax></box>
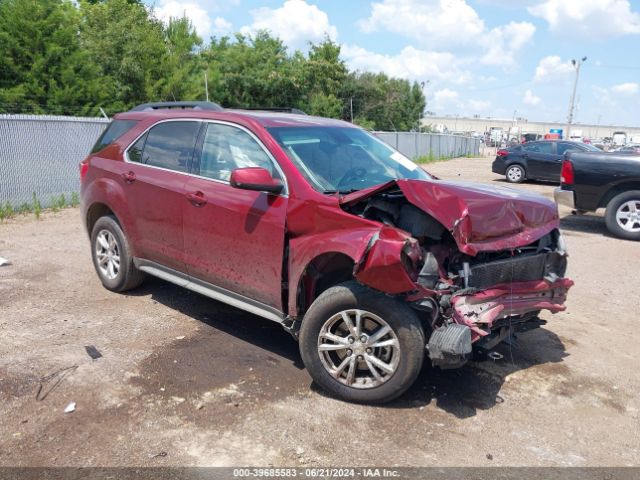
<box><xmin>79</xmin><ymin>0</ymin><xmax>167</xmax><ymax>113</ymax></box>
<box><xmin>0</xmin><ymin>0</ymin><xmax>101</xmax><ymax>114</ymax></box>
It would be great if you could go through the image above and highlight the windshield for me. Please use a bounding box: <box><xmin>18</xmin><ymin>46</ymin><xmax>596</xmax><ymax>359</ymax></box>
<box><xmin>267</xmin><ymin>126</ymin><xmax>431</xmax><ymax>193</ymax></box>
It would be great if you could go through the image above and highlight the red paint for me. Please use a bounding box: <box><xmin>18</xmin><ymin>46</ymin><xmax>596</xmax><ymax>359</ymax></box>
<box><xmin>450</xmin><ymin>278</ymin><xmax>574</xmax><ymax>341</ymax></box>
<box><xmin>81</xmin><ymin>108</ymin><xmax>572</xmax><ymax>324</ymax></box>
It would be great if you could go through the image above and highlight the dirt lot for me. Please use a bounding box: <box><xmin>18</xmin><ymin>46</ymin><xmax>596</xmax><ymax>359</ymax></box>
<box><xmin>1</xmin><ymin>155</ymin><xmax>639</xmax><ymax>467</ymax></box>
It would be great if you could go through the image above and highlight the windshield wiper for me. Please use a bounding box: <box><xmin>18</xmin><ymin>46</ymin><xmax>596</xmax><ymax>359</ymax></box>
<box><xmin>323</xmin><ymin>188</ymin><xmax>361</xmax><ymax>195</ymax></box>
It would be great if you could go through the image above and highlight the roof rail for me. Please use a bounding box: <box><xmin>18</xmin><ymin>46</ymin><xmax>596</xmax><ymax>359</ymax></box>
<box><xmin>130</xmin><ymin>101</ymin><xmax>224</xmax><ymax>112</ymax></box>
<box><xmin>241</xmin><ymin>107</ymin><xmax>307</xmax><ymax>115</ymax></box>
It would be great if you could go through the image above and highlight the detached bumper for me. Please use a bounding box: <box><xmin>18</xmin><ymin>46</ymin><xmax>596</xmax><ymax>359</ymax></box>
<box><xmin>450</xmin><ymin>277</ymin><xmax>574</xmax><ymax>342</ymax></box>
<box><xmin>554</xmin><ymin>187</ymin><xmax>575</xmax><ymax>209</ymax></box>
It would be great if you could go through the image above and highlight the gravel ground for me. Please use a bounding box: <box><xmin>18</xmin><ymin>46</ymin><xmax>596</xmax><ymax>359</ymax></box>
<box><xmin>0</xmin><ymin>155</ymin><xmax>638</xmax><ymax>467</ymax></box>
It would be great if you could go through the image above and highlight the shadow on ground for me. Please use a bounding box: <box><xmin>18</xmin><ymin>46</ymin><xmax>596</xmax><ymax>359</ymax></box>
<box><xmin>126</xmin><ymin>277</ymin><xmax>568</xmax><ymax>418</ymax></box>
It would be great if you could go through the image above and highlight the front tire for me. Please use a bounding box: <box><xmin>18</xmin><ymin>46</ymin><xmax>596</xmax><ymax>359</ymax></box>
<box><xmin>505</xmin><ymin>164</ymin><xmax>525</xmax><ymax>183</ymax></box>
<box><xmin>605</xmin><ymin>191</ymin><xmax>640</xmax><ymax>240</ymax></box>
<box><xmin>90</xmin><ymin>215</ymin><xmax>145</xmax><ymax>292</ymax></box>
<box><xmin>299</xmin><ymin>281</ymin><xmax>425</xmax><ymax>403</ymax></box>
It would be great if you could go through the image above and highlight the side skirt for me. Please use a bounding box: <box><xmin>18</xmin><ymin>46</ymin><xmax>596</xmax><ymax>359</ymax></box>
<box><xmin>134</xmin><ymin>258</ymin><xmax>285</xmax><ymax>324</ymax></box>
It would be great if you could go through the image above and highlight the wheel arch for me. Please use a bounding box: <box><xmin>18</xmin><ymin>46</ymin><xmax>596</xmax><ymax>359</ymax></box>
<box><xmin>296</xmin><ymin>252</ymin><xmax>356</xmax><ymax>317</ymax></box>
<box><xmin>598</xmin><ymin>182</ymin><xmax>640</xmax><ymax>210</ymax></box>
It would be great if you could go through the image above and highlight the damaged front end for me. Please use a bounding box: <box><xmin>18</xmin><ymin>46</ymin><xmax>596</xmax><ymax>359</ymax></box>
<box><xmin>343</xmin><ymin>179</ymin><xmax>573</xmax><ymax>369</ymax></box>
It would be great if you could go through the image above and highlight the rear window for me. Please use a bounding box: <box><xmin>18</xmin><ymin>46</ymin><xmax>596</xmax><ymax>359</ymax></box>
<box><xmin>91</xmin><ymin>120</ymin><xmax>138</xmax><ymax>153</ymax></box>
<box><xmin>140</xmin><ymin>121</ymin><xmax>200</xmax><ymax>173</ymax></box>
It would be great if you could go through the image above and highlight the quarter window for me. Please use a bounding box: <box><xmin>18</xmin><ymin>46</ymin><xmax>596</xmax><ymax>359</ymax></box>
<box><xmin>137</xmin><ymin>121</ymin><xmax>200</xmax><ymax>173</ymax></box>
<box><xmin>128</xmin><ymin>132</ymin><xmax>147</xmax><ymax>163</ymax></box>
<box><xmin>557</xmin><ymin>142</ymin><xmax>580</xmax><ymax>155</ymax></box>
<box><xmin>199</xmin><ymin>123</ymin><xmax>280</xmax><ymax>182</ymax></box>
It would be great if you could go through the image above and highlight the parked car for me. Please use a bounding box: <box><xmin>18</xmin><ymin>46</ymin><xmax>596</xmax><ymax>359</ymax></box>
<box><xmin>81</xmin><ymin>101</ymin><xmax>573</xmax><ymax>403</ymax></box>
<box><xmin>612</xmin><ymin>144</ymin><xmax>640</xmax><ymax>154</ymax></box>
<box><xmin>492</xmin><ymin>139</ymin><xmax>601</xmax><ymax>183</ymax></box>
<box><xmin>555</xmin><ymin>151</ymin><xmax>640</xmax><ymax>240</ymax></box>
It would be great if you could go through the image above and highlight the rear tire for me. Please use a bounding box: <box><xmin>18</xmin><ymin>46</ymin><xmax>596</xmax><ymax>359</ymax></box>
<box><xmin>90</xmin><ymin>215</ymin><xmax>145</xmax><ymax>292</ymax></box>
<box><xmin>604</xmin><ymin>191</ymin><xmax>640</xmax><ymax>240</ymax></box>
<box><xmin>505</xmin><ymin>164</ymin><xmax>525</xmax><ymax>183</ymax></box>
<box><xmin>299</xmin><ymin>281</ymin><xmax>425</xmax><ymax>404</ymax></box>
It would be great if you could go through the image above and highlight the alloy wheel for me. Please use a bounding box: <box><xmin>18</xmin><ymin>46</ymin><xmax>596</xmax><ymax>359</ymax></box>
<box><xmin>616</xmin><ymin>200</ymin><xmax>640</xmax><ymax>232</ymax></box>
<box><xmin>95</xmin><ymin>230</ymin><xmax>120</xmax><ymax>280</ymax></box>
<box><xmin>317</xmin><ymin>309</ymin><xmax>401</xmax><ymax>389</ymax></box>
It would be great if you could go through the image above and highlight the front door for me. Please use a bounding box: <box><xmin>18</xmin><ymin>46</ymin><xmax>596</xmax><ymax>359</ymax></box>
<box><xmin>121</xmin><ymin>120</ymin><xmax>201</xmax><ymax>271</ymax></box>
<box><xmin>182</xmin><ymin>122</ymin><xmax>288</xmax><ymax>311</ymax></box>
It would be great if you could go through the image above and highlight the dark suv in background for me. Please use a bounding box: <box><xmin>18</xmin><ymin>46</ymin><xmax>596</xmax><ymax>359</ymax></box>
<box><xmin>81</xmin><ymin>102</ymin><xmax>573</xmax><ymax>403</ymax></box>
<box><xmin>492</xmin><ymin>140</ymin><xmax>601</xmax><ymax>183</ymax></box>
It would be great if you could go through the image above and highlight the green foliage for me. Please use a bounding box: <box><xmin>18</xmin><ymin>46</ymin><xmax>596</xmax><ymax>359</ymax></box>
<box><xmin>414</xmin><ymin>153</ymin><xmax>455</xmax><ymax>164</ymax></box>
<box><xmin>70</xmin><ymin>192</ymin><xmax>79</xmax><ymax>207</ymax></box>
<box><xmin>18</xmin><ymin>202</ymin><xmax>32</xmax><ymax>215</ymax></box>
<box><xmin>0</xmin><ymin>1</ymin><xmax>426</xmax><ymax>127</ymax></box>
<box><xmin>32</xmin><ymin>192</ymin><xmax>42</xmax><ymax>220</ymax></box>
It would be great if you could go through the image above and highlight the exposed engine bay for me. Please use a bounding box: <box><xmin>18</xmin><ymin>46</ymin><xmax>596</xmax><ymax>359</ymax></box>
<box><xmin>341</xmin><ymin>184</ymin><xmax>572</xmax><ymax>368</ymax></box>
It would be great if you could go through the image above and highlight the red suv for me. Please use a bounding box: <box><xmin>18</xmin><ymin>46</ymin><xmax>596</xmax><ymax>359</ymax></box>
<box><xmin>80</xmin><ymin>102</ymin><xmax>573</xmax><ymax>403</ymax></box>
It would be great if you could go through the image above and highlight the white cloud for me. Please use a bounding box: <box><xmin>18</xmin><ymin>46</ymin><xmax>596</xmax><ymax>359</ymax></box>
<box><xmin>341</xmin><ymin>44</ymin><xmax>472</xmax><ymax>84</ymax></box>
<box><xmin>468</xmin><ymin>99</ymin><xmax>491</xmax><ymax>111</ymax></box>
<box><xmin>533</xmin><ymin>56</ymin><xmax>574</xmax><ymax>83</ymax></box>
<box><xmin>481</xmin><ymin>21</ymin><xmax>536</xmax><ymax>66</ymax></box>
<box><xmin>612</xmin><ymin>82</ymin><xmax>639</xmax><ymax>95</ymax></box>
<box><xmin>431</xmin><ymin>88</ymin><xmax>462</xmax><ymax>111</ymax></box>
<box><xmin>528</xmin><ymin>0</ymin><xmax>640</xmax><ymax>37</ymax></box>
<box><xmin>358</xmin><ymin>0</ymin><xmax>534</xmax><ymax>69</ymax></box>
<box><xmin>523</xmin><ymin>89</ymin><xmax>541</xmax><ymax>106</ymax></box>
<box><xmin>358</xmin><ymin>0</ymin><xmax>485</xmax><ymax>48</ymax></box>
<box><xmin>211</xmin><ymin>16</ymin><xmax>232</xmax><ymax>36</ymax></box>
<box><xmin>156</xmin><ymin>0</ymin><xmax>213</xmax><ymax>38</ymax></box>
<box><xmin>240</xmin><ymin>0</ymin><xmax>337</xmax><ymax>51</ymax></box>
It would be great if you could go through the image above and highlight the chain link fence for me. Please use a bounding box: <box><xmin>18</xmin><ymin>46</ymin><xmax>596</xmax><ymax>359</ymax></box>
<box><xmin>0</xmin><ymin>114</ymin><xmax>109</xmax><ymax>208</ymax></box>
<box><xmin>373</xmin><ymin>131</ymin><xmax>481</xmax><ymax>159</ymax></box>
<box><xmin>0</xmin><ymin>115</ymin><xmax>480</xmax><ymax>208</ymax></box>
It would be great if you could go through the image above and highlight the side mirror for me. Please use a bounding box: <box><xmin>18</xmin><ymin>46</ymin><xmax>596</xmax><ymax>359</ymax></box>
<box><xmin>229</xmin><ymin>167</ymin><xmax>284</xmax><ymax>195</ymax></box>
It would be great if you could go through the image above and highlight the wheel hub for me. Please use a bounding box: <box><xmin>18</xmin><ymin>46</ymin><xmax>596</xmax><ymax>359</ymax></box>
<box><xmin>317</xmin><ymin>309</ymin><xmax>400</xmax><ymax>389</ymax></box>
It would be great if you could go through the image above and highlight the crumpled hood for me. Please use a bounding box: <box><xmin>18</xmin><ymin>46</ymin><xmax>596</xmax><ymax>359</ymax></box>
<box><xmin>341</xmin><ymin>179</ymin><xmax>560</xmax><ymax>255</ymax></box>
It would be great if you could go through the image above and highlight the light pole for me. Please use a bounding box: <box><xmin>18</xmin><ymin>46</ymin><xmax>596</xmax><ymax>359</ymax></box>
<box><xmin>566</xmin><ymin>56</ymin><xmax>586</xmax><ymax>140</ymax></box>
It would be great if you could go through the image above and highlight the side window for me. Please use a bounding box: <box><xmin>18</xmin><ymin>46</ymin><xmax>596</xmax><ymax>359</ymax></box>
<box><xmin>199</xmin><ymin>123</ymin><xmax>280</xmax><ymax>182</ymax></box>
<box><xmin>128</xmin><ymin>132</ymin><xmax>147</xmax><ymax>163</ymax></box>
<box><xmin>558</xmin><ymin>142</ymin><xmax>578</xmax><ymax>155</ymax></box>
<box><xmin>524</xmin><ymin>142</ymin><xmax>553</xmax><ymax>154</ymax></box>
<box><xmin>140</xmin><ymin>121</ymin><xmax>200</xmax><ymax>173</ymax></box>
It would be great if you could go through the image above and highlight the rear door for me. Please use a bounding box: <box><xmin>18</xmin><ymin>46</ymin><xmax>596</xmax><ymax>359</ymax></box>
<box><xmin>122</xmin><ymin>120</ymin><xmax>201</xmax><ymax>272</ymax></box>
<box><xmin>523</xmin><ymin>141</ymin><xmax>557</xmax><ymax>181</ymax></box>
<box><xmin>182</xmin><ymin>122</ymin><xmax>288</xmax><ymax>311</ymax></box>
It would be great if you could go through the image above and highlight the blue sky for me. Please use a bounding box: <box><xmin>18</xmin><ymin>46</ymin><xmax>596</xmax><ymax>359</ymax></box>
<box><xmin>147</xmin><ymin>0</ymin><xmax>640</xmax><ymax>126</ymax></box>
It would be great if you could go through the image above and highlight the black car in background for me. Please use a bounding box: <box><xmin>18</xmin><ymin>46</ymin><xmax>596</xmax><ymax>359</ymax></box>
<box><xmin>492</xmin><ymin>140</ymin><xmax>601</xmax><ymax>183</ymax></box>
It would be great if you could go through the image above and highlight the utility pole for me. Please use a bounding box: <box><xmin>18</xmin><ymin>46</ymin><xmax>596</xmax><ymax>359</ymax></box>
<box><xmin>204</xmin><ymin>71</ymin><xmax>209</xmax><ymax>102</ymax></box>
<box><xmin>566</xmin><ymin>56</ymin><xmax>586</xmax><ymax>140</ymax></box>
<box><xmin>350</xmin><ymin>97</ymin><xmax>353</xmax><ymax>122</ymax></box>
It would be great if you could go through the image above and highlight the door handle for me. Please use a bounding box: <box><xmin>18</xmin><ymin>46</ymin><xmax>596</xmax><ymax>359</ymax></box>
<box><xmin>186</xmin><ymin>191</ymin><xmax>208</xmax><ymax>206</ymax></box>
<box><xmin>121</xmin><ymin>171</ymin><xmax>136</xmax><ymax>183</ymax></box>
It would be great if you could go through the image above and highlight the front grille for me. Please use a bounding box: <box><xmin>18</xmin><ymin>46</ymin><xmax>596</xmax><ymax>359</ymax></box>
<box><xmin>468</xmin><ymin>252</ymin><xmax>555</xmax><ymax>289</ymax></box>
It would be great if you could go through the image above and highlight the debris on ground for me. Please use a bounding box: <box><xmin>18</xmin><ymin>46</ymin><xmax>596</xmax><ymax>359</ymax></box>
<box><xmin>175</xmin><ymin>336</ymin><xmax>186</xmax><ymax>340</ymax></box>
<box><xmin>0</xmin><ymin>257</ymin><xmax>11</xmax><ymax>266</ymax></box>
<box><xmin>64</xmin><ymin>402</ymin><xmax>76</xmax><ymax>413</ymax></box>
<box><xmin>35</xmin><ymin>365</ymin><xmax>78</xmax><ymax>401</ymax></box>
<box><xmin>84</xmin><ymin>345</ymin><xmax>102</xmax><ymax>360</ymax></box>
<box><xmin>149</xmin><ymin>451</ymin><xmax>168</xmax><ymax>458</ymax></box>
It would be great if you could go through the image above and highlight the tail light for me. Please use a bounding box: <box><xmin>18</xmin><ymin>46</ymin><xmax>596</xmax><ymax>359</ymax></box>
<box><xmin>560</xmin><ymin>159</ymin><xmax>574</xmax><ymax>185</ymax></box>
<box><xmin>496</xmin><ymin>149</ymin><xmax>508</xmax><ymax>157</ymax></box>
<box><xmin>79</xmin><ymin>158</ymin><xmax>89</xmax><ymax>181</ymax></box>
